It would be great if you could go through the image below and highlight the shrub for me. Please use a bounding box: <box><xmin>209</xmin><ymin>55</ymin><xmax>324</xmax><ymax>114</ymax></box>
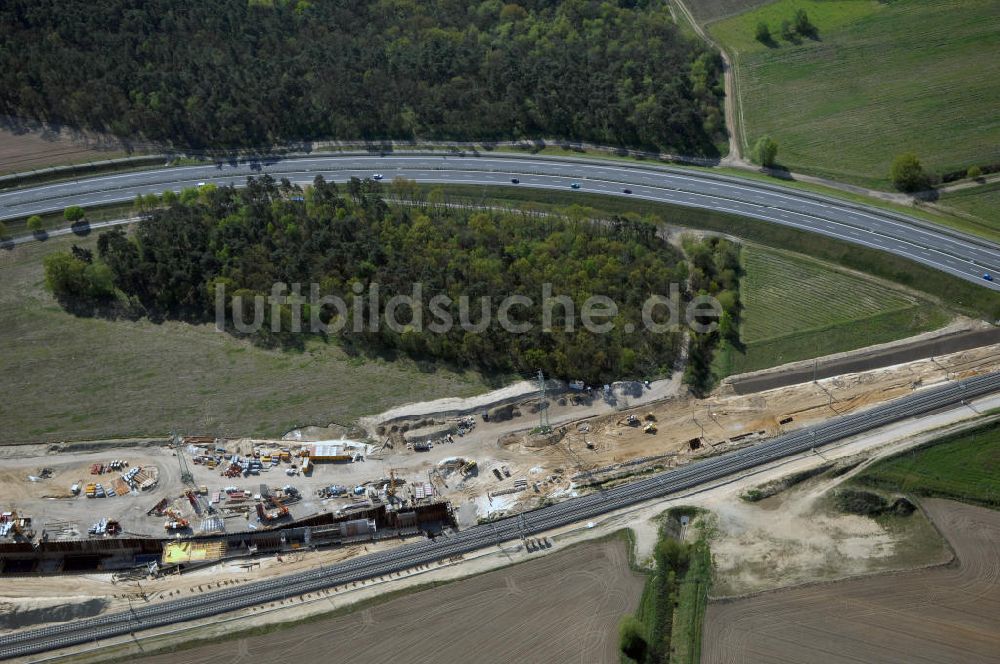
<box><xmin>752</xmin><ymin>136</ymin><xmax>779</xmax><ymax>167</ymax></box>
<box><xmin>890</xmin><ymin>153</ymin><xmax>930</xmax><ymax>192</ymax></box>
<box><xmin>63</xmin><ymin>205</ymin><xmax>85</xmax><ymax>222</ymax></box>
<box><xmin>755</xmin><ymin>22</ymin><xmax>772</xmax><ymax>45</ymax></box>
<box><xmin>835</xmin><ymin>488</ymin><xmax>888</xmax><ymax>515</ymax></box>
<box><xmin>618</xmin><ymin>614</ymin><xmax>649</xmax><ymax>662</ymax></box>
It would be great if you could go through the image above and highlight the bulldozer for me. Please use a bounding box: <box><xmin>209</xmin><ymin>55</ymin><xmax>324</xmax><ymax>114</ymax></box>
<box><xmin>643</xmin><ymin>422</ymin><xmax>657</xmax><ymax>434</ymax></box>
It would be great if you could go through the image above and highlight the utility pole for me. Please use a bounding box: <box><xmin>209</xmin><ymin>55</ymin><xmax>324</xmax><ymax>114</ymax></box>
<box><xmin>536</xmin><ymin>369</ymin><xmax>551</xmax><ymax>433</ymax></box>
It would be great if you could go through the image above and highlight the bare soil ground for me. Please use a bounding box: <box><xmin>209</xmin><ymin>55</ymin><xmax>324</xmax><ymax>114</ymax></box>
<box><xmin>702</xmin><ymin>468</ymin><xmax>951</xmax><ymax>597</ymax></box>
<box><xmin>702</xmin><ymin>499</ymin><xmax>1000</xmax><ymax>664</ymax></box>
<box><xmin>0</xmin><ymin>124</ymin><xmax>128</xmax><ymax>176</ymax></box>
<box><xmin>134</xmin><ymin>538</ymin><xmax>643</xmax><ymax>664</ymax></box>
<box><xmin>1</xmin><ymin>343</ymin><xmax>997</xmax><ymax>540</ymax></box>
<box><xmin>7</xmin><ymin>391</ymin><xmax>1000</xmax><ymax>661</ymax></box>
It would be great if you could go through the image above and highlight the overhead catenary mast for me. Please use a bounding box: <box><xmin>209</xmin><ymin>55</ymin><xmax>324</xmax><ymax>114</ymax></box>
<box><xmin>536</xmin><ymin>369</ymin><xmax>551</xmax><ymax>434</ymax></box>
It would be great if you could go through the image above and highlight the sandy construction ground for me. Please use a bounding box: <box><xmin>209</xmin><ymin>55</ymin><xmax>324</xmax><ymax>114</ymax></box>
<box><xmin>134</xmin><ymin>538</ymin><xmax>643</xmax><ymax>664</ymax></box>
<box><xmin>9</xmin><ymin>391</ymin><xmax>1000</xmax><ymax>663</ymax></box>
<box><xmin>702</xmin><ymin>499</ymin><xmax>1000</xmax><ymax>664</ymax></box>
<box><xmin>4</xmin><ymin>343</ymin><xmax>995</xmax><ymax>542</ymax></box>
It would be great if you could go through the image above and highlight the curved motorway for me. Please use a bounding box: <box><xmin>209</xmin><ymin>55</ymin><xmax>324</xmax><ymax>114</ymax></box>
<box><xmin>1</xmin><ymin>153</ymin><xmax>998</xmax><ymax>290</ymax></box>
<box><xmin>2</xmin><ymin>371</ymin><xmax>999</xmax><ymax>660</ymax></box>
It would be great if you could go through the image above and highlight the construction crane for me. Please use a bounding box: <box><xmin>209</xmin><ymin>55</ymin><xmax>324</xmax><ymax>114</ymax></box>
<box><xmin>171</xmin><ymin>431</ymin><xmax>195</xmax><ymax>486</ymax></box>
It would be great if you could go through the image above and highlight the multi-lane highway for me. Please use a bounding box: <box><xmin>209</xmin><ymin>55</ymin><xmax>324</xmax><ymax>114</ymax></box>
<box><xmin>2</xmin><ymin>370</ymin><xmax>999</xmax><ymax>660</ymax></box>
<box><xmin>1</xmin><ymin>153</ymin><xmax>998</xmax><ymax>290</ymax></box>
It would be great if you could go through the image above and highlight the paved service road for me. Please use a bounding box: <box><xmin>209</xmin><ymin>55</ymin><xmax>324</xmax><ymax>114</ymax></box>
<box><xmin>1</xmin><ymin>153</ymin><xmax>998</xmax><ymax>290</ymax></box>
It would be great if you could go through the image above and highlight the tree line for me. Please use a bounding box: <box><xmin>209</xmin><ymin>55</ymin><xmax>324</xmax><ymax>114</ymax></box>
<box><xmin>1</xmin><ymin>0</ymin><xmax>725</xmax><ymax>155</ymax></box>
<box><xmin>43</xmin><ymin>175</ymin><xmax>711</xmax><ymax>384</ymax></box>
<box><xmin>681</xmin><ymin>234</ymin><xmax>742</xmax><ymax>396</ymax></box>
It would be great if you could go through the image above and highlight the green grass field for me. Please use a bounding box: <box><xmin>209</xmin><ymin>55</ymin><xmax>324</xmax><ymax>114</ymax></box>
<box><xmin>855</xmin><ymin>419</ymin><xmax>1000</xmax><ymax>508</ymax></box>
<box><xmin>709</xmin><ymin>0</ymin><xmax>1000</xmax><ymax>188</ymax></box>
<box><xmin>940</xmin><ymin>181</ymin><xmax>1000</xmax><ymax>231</ymax></box>
<box><xmin>716</xmin><ymin>246</ymin><xmax>951</xmax><ymax>376</ymax></box>
<box><xmin>683</xmin><ymin>0</ymin><xmax>772</xmax><ymax>24</ymax></box>
<box><xmin>0</xmin><ymin>234</ymin><xmax>493</xmax><ymax>444</ymax></box>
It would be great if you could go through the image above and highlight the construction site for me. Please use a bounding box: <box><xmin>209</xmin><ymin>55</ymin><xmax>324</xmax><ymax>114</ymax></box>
<box><xmin>0</xmin><ymin>341</ymin><xmax>997</xmax><ymax>585</ymax></box>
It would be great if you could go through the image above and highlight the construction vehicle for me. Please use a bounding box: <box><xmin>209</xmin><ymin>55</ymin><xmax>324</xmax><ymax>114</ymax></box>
<box><xmin>6</xmin><ymin>510</ymin><xmax>34</xmax><ymax>540</ymax></box>
<box><xmin>643</xmin><ymin>422</ymin><xmax>657</xmax><ymax>434</ymax></box>
<box><xmin>164</xmin><ymin>519</ymin><xmax>190</xmax><ymax>531</ymax></box>
<box><xmin>644</xmin><ymin>412</ymin><xmax>657</xmax><ymax>422</ymax></box>
<box><xmin>624</xmin><ymin>414</ymin><xmax>640</xmax><ymax>427</ymax></box>
<box><xmin>460</xmin><ymin>460</ymin><xmax>478</xmax><ymax>477</ymax></box>
<box><xmin>147</xmin><ymin>497</ymin><xmax>169</xmax><ymax>516</ymax></box>
<box><xmin>256</xmin><ymin>496</ymin><xmax>289</xmax><ymax>522</ymax></box>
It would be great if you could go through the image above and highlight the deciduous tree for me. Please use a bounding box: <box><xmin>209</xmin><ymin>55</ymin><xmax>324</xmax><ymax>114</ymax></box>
<box><xmin>752</xmin><ymin>136</ymin><xmax>779</xmax><ymax>167</ymax></box>
<box><xmin>890</xmin><ymin>153</ymin><xmax>930</xmax><ymax>192</ymax></box>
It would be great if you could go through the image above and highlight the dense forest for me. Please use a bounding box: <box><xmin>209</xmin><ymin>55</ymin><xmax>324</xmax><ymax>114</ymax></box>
<box><xmin>0</xmin><ymin>0</ymin><xmax>725</xmax><ymax>153</ymax></box>
<box><xmin>44</xmin><ymin>175</ymin><xmax>707</xmax><ymax>383</ymax></box>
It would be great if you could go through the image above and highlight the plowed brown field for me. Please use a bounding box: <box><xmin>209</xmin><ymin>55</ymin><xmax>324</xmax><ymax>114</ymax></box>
<box><xmin>138</xmin><ymin>538</ymin><xmax>644</xmax><ymax>664</ymax></box>
<box><xmin>702</xmin><ymin>499</ymin><xmax>1000</xmax><ymax>663</ymax></box>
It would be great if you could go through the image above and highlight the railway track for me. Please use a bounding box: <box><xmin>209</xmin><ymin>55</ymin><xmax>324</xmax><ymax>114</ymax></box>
<box><xmin>2</xmin><ymin>371</ymin><xmax>999</xmax><ymax>660</ymax></box>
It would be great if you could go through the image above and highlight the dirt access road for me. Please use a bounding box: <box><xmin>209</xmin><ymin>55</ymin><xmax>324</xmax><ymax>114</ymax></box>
<box><xmin>134</xmin><ymin>538</ymin><xmax>643</xmax><ymax>664</ymax></box>
<box><xmin>702</xmin><ymin>499</ymin><xmax>1000</xmax><ymax>664</ymax></box>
